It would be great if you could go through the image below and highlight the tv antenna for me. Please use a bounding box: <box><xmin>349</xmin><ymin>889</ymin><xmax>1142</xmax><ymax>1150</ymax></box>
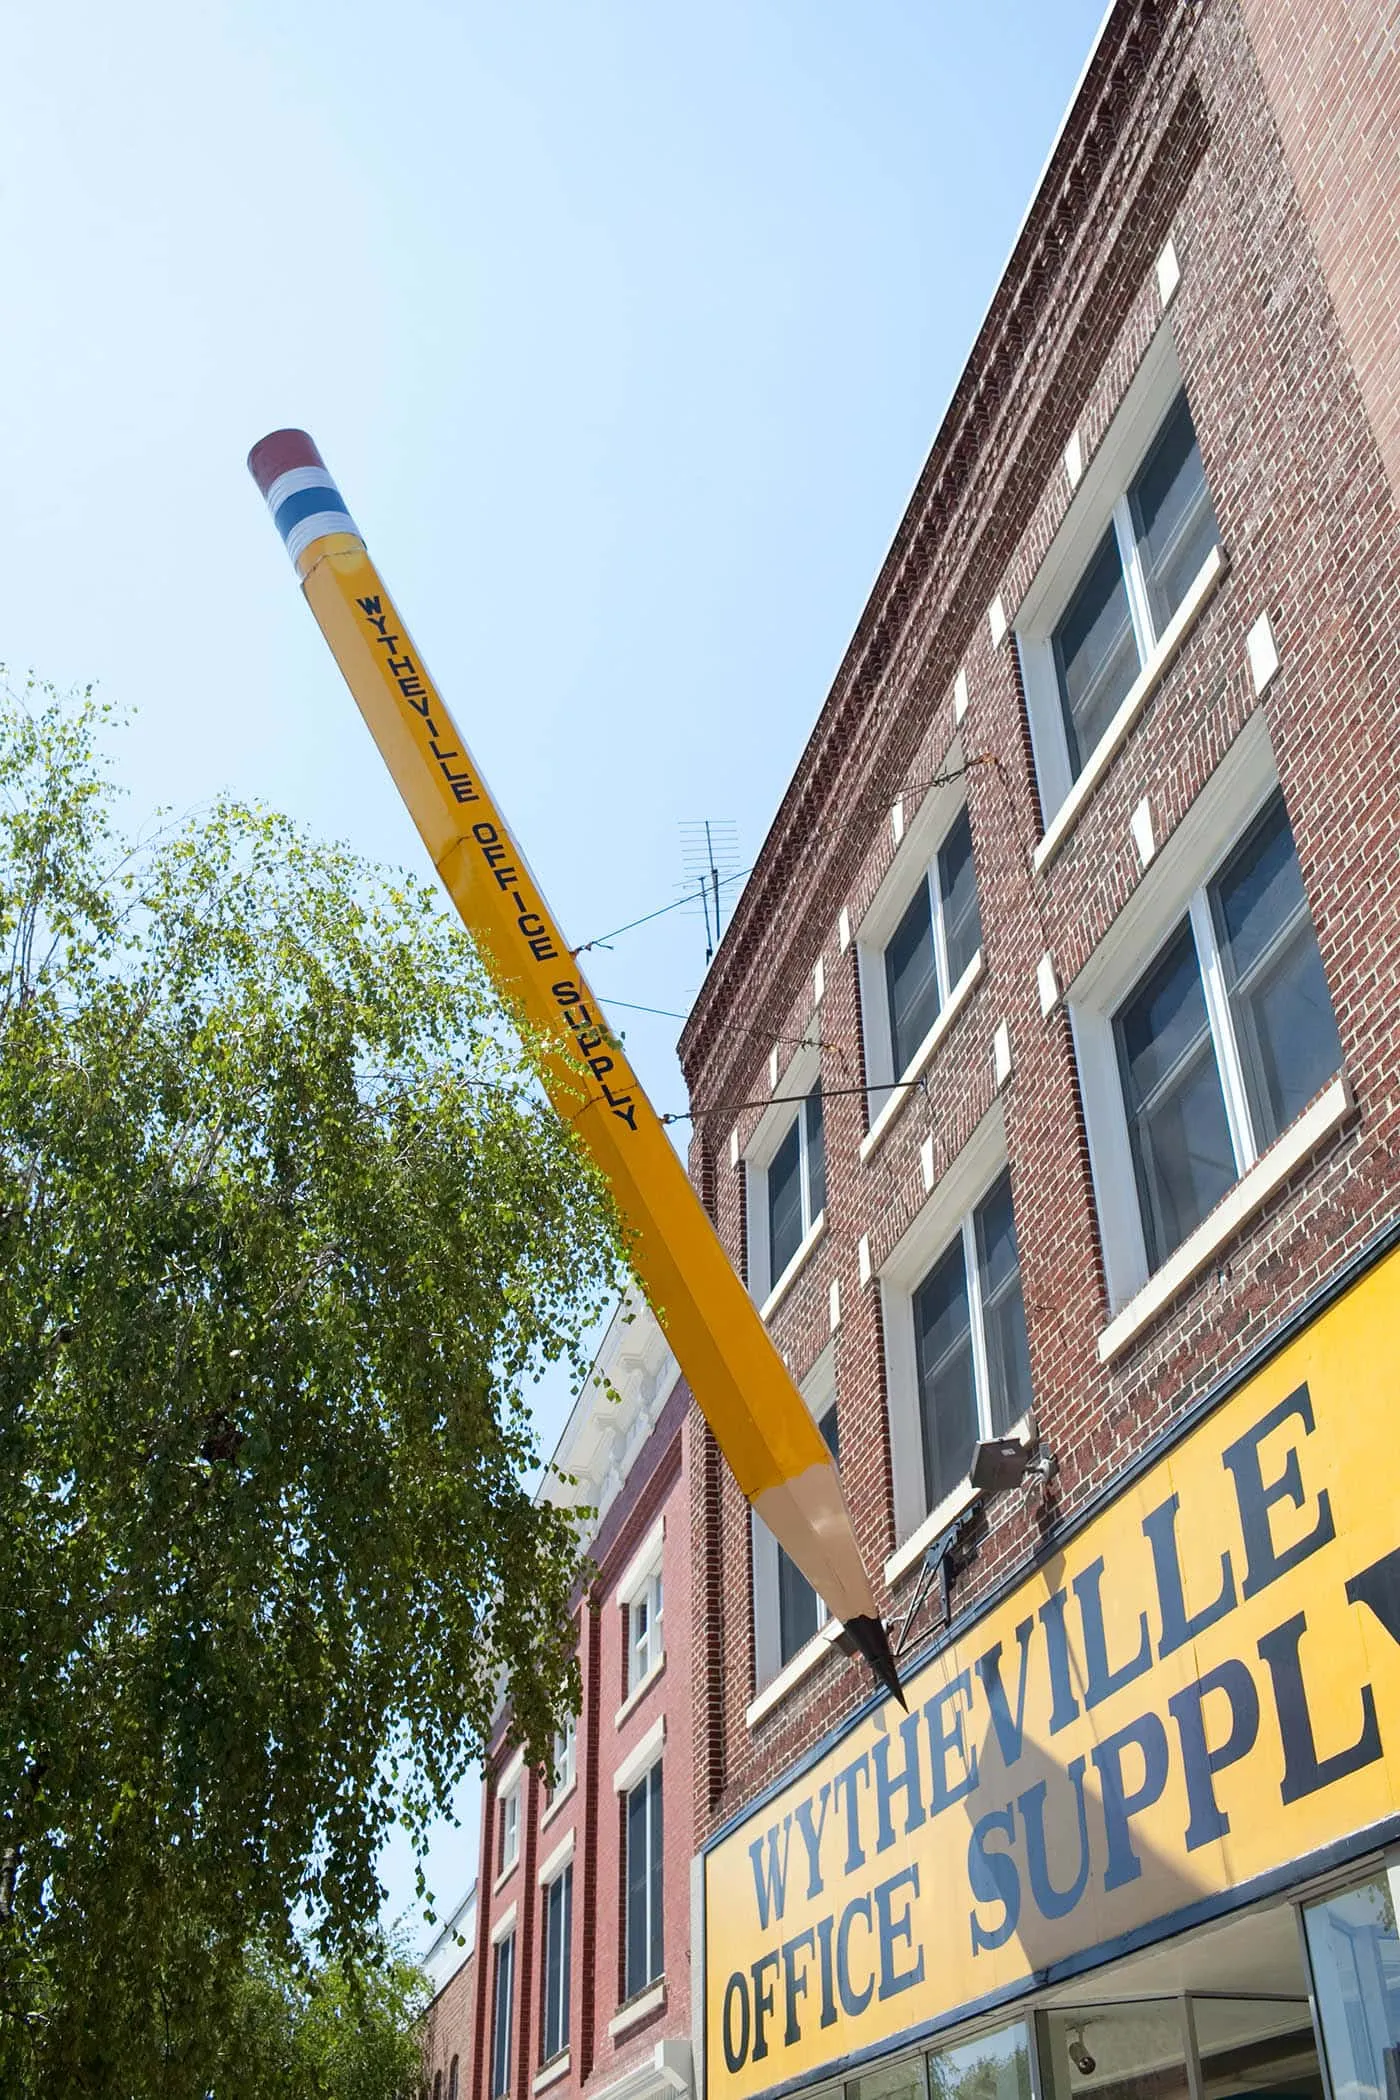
<box><xmin>679</xmin><ymin>820</ymin><xmax>740</xmax><ymax>969</ymax></box>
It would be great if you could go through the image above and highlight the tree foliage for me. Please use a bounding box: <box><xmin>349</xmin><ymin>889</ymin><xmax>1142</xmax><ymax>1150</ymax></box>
<box><xmin>0</xmin><ymin>682</ymin><xmax>623</xmax><ymax>2090</ymax></box>
<box><xmin>219</xmin><ymin>1935</ymin><xmax>430</xmax><ymax>2100</ymax></box>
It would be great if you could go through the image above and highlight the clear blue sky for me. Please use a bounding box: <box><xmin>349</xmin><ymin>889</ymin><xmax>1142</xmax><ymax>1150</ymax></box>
<box><xmin>3</xmin><ymin>0</ymin><xmax>1106</xmax><ymax>1950</ymax></box>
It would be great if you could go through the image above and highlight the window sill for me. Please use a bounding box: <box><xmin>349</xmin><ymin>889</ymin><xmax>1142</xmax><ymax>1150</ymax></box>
<box><xmin>491</xmin><ymin>1858</ymin><xmax>519</xmax><ymax>1899</ymax></box>
<box><xmin>614</xmin><ymin>1654</ymin><xmax>665</xmax><ymax>1731</ymax></box>
<box><xmin>608</xmin><ymin>1980</ymin><xmax>666</xmax><ymax>2038</ymax></box>
<box><xmin>882</xmin><ymin>1412</ymin><xmax>1035</xmax><ymax>1586</ymax></box>
<box><xmin>859</xmin><ymin>950</ymin><xmax>985</xmax><ymax>1164</ymax></box>
<box><xmin>758</xmin><ymin>1210</ymin><xmax>826</xmax><ymax>1323</ymax></box>
<box><xmin>613</xmin><ymin>1712</ymin><xmax>666</xmax><ymax>1793</ymax></box>
<box><xmin>1033</xmin><ymin>543</ymin><xmax>1225</xmax><ymax>875</ymax></box>
<box><xmin>537</xmin><ymin>1827</ymin><xmax>575</xmax><ymax>1886</ymax></box>
<box><xmin>539</xmin><ymin>1774</ymin><xmax>576</xmax><ymax>1831</ymax></box>
<box><xmin>745</xmin><ymin>1617</ymin><xmax>843</xmax><ymax>1731</ymax></box>
<box><xmin>534</xmin><ymin>2054</ymin><xmax>571</xmax><ymax>2094</ymax></box>
<box><xmin>884</xmin><ymin>1476</ymin><xmax>982</xmax><ymax>1586</ymax></box>
<box><xmin>1097</xmin><ymin>1073</ymin><xmax>1353</xmax><ymax>1364</ymax></box>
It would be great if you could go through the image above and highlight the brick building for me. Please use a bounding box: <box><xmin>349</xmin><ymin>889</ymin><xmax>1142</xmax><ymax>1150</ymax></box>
<box><xmin>680</xmin><ymin>5</ymin><xmax>1400</xmax><ymax>2100</ymax></box>
<box><xmin>424</xmin><ymin>1298</ymin><xmax>697</xmax><ymax>2100</ymax></box>
<box><xmin>424</xmin><ymin>1884</ymin><xmax>478</xmax><ymax>2100</ymax></box>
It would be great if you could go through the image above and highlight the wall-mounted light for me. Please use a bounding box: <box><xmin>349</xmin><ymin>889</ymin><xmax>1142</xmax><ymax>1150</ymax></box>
<box><xmin>969</xmin><ymin>1424</ymin><xmax>1056</xmax><ymax>1498</ymax></box>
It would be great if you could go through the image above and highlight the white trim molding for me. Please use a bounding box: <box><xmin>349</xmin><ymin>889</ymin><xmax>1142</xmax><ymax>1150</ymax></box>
<box><xmin>614</xmin><ymin>1654</ymin><xmax>665</xmax><ymax>1731</ymax></box>
<box><xmin>613</xmin><ymin>1714</ymin><xmax>666</xmax><ymax>1794</ymax></box>
<box><xmin>489</xmin><ymin>1900</ymin><xmax>517</xmax><ymax>1947</ymax></box>
<box><xmin>538</xmin><ymin>1774</ymin><xmax>576</xmax><ymax>1832</ymax></box>
<box><xmin>859</xmin><ymin>950</ymin><xmax>984</xmax><ymax>1163</ymax></box>
<box><xmin>1032</xmin><ymin>542</ymin><xmax>1224</xmax><ymax>873</ymax></box>
<box><xmin>591</xmin><ymin>2040</ymin><xmax>692</xmax><ymax>2100</ymax></box>
<box><xmin>758</xmin><ymin>1209</ymin><xmax>826</xmax><ymax>1322</ymax></box>
<box><xmin>537</xmin><ymin>1827</ymin><xmax>575</xmax><ymax>1887</ymax></box>
<box><xmin>616</xmin><ymin>1516</ymin><xmax>665</xmax><ymax>1612</ymax></box>
<box><xmin>1098</xmin><ymin>1075</ymin><xmax>1352</xmax><ymax>1363</ymax></box>
<box><xmin>534</xmin><ymin>2053</ymin><xmax>572</xmax><ymax>2094</ymax></box>
<box><xmin>745</xmin><ymin>1616</ymin><xmax>843</xmax><ymax>1730</ymax></box>
<box><xmin>608</xmin><ymin>1980</ymin><xmax>667</xmax><ymax>2040</ymax></box>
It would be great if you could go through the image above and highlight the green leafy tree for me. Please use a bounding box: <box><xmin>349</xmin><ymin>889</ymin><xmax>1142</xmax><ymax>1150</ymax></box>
<box><xmin>0</xmin><ymin>682</ymin><xmax>623</xmax><ymax>2092</ymax></box>
<box><xmin>219</xmin><ymin>1935</ymin><xmax>430</xmax><ymax>2100</ymax></box>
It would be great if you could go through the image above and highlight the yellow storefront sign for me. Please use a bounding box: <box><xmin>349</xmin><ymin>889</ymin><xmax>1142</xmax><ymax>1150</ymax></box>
<box><xmin>704</xmin><ymin>1242</ymin><xmax>1400</xmax><ymax>2100</ymax></box>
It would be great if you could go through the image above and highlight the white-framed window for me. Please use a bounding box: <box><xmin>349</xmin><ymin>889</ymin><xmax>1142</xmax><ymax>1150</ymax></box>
<box><xmin>881</xmin><ymin>1103</ymin><xmax>1034</xmax><ymax>1554</ymax></box>
<box><xmin>627</xmin><ymin>1566</ymin><xmax>663</xmax><ymax>1694</ymax></box>
<box><xmin>497</xmin><ymin>1783</ymin><xmax>520</xmax><ymax>1878</ymax></box>
<box><xmin>1070</xmin><ymin>744</ymin><xmax>1343</xmax><ymax>1310</ymax></box>
<box><xmin>752</xmin><ymin>1348</ymin><xmax>840</xmax><ymax>1688</ymax></box>
<box><xmin>540</xmin><ymin>1860</ymin><xmax>572</xmax><ymax>2064</ymax></box>
<box><xmin>744</xmin><ymin>1052</ymin><xmax>826</xmax><ymax>1307</ymax></box>
<box><xmin>550</xmin><ymin>1713</ymin><xmax>576</xmax><ymax>1798</ymax></box>
<box><xmin>623</xmin><ymin>1760</ymin><xmax>664</xmax><ymax>2000</ymax></box>
<box><xmin>491</xmin><ymin>1930</ymin><xmax>515</xmax><ymax>2098</ymax></box>
<box><xmin>1017</xmin><ymin>329</ymin><xmax>1221</xmax><ymax>828</ymax></box>
<box><xmin>857</xmin><ymin>769</ymin><xmax>984</xmax><ymax>1132</ymax></box>
<box><xmin>910</xmin><ymin>1170</ymin><xmax>1033</xmax><ymax>1514</ymax></box>
<box><xmin>616</xmin><ymin>1516</ymin><xmax>666</xmax><ymax>1709</ymax></box>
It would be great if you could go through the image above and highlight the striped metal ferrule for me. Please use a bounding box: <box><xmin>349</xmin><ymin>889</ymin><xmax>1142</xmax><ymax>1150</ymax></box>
<box><xmin>247</xmin><ymin>429</ymin><xmax>363</xmax><ymax>567</ymax></box>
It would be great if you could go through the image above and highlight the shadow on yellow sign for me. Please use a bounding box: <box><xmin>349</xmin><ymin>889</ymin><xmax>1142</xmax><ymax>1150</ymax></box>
<box><xmin>704</xmin><ymin>1239</ymin><xmax>1400</xmax><ymax>2100</ymax></box>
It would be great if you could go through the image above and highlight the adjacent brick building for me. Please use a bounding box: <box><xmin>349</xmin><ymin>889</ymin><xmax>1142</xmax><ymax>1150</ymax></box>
<box><xmin>424</xmin><ymin>1299</ymin><xmax>697</xmax><ymax>2100</ymax></box>
<box><xmin>680</xmin><ymin>5</ymin><xmax>1400</xmax><ymax>2100</ymax></box>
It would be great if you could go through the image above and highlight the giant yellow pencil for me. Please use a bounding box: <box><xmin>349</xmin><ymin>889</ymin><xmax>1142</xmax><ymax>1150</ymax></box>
<box><xmin>249</xmin><ymin>430</ymin><xmax>902</xmax><ymax>1704</ymax></box>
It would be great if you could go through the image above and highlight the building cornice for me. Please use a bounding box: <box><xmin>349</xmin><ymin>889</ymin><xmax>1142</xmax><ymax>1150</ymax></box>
<box><xmin>678</xmin><ymin>0</ymin><xmax>1196</xmax><ymax>1101</ymax></box>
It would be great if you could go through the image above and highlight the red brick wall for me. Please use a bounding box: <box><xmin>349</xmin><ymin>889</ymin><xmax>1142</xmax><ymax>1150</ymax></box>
<box><xmin>424</xmin><ymin>1955</ymin><xmax>475</xmax><ymax>2100</ymax></box>
<box><xmin>1238</xmin><ymin>0</ymin><xmax>1400</xmax><ymax>503</ymax></box>
<box><xmin>465</xmin><ymin>1385</ymin><xmax>695</xmax><ymax>2100</ymax></box>
<box><xmin>680</xmin><ymin>0</ymin><xmax>1400</xmax><ymax>1850</ymax></box>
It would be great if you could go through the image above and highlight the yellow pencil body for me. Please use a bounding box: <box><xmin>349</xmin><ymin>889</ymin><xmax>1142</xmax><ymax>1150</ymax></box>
<box><xmin>248</xmin><ymin>433</ymin><xmax>900</xmax><ymax>1700</ymax></box>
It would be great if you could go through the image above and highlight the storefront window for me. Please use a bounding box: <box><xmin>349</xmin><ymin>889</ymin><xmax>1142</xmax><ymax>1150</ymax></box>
<box><xmin>850</xmin><ymin>2055</ymin><xmax>929</xmax><ymax>2100</ymax></box>
<box><xmin>1191</xmin><ymin>1995</ymin><xmax>1318</xmax><ymax>2095</ymax></box>
<box><xmin>928</xmin><ymin>2020</ymin><xmax>1033</xmax><ymax>2100</ymax></box>
<box><xmin>1304</xmin><ymin>1873</ymin><xmax>1400</xmax><ymax>2100</ymax></box>
<box><xmin>1042</xmin><ymin>2001</ymin><xmax>1191</xmax><ymax>2100</ymax></box>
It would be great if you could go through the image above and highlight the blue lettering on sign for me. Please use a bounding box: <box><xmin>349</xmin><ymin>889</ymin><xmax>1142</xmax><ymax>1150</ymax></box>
<box><xmin>713</xmin><ymin>1384</ymin><xmax>1400</xmax><ymax>2074</ymax></box>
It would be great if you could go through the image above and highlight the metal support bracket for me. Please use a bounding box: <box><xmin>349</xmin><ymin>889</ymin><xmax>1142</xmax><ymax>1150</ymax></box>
<box><xmin>893</xmin><ymin>1506</ymin><xmax>979</xmax><ymax>1657</ymax></box>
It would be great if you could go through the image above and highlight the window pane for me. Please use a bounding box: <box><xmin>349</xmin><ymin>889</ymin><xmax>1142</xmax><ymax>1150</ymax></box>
<box><xmin>626</xmin><ymin>1767</ymin><xmax>663</xmax><ymax>1998</ymax></box>
<box><xmin>561</xmin><ymin>1869</ymin><xmax>572</xmax><ymax>2050</ymax></box>
<box><xmin>913</xmin><ymin>1236</ymin><xmax>978</xmax><ymax>1509</ymax></box>
<box><xmin>776</xmin><ymin>1405</ymin><xmax>839</xmax><ymax>1666</ymax></box>
<box><xmin>1043</xmin><ymin>2002</ymin><xmax>1190</xmax><ymax>2100</ymax></box>
<box><xmin>1130</xmin><ymin>390</ymin><xmax>1219</xmax><ymax>637</ymax></box>
<box><xmin>1115</xmin><ymin>922</ymin><xmax>1235</xmax><ymax>1269</ymax></box>
<box><xmin>648</xmin><ymin>1764</ymin><xmax>664</xmax><ymax>1985</ymax></box>
<box><xmin>937</xmin><ymin>808</ymin><xmax>983</xmax><ymax>986</ymax></box>
<box><xmin>1053</xmin><ymin>526</ymin><xmax>1140</xmax><ymax>777</ymax></box>
<box><xmin>1211</xmin><ymin>794</ymin><xmax>1342</xmax><ymax>1147</ymax></box>
<box><xmin>886</xmin><ymin>880</ymin><xmax>940</xmax><ymax>1077</ymax></box>
<box><xmin>499</xmin><ymin>1790</ymin><xmax>518</xmax><ymax>1873</ymax></box>
<box><xmin>1304</xmin><ymin>1874</ymin><xmax>1400</xmax><ymax>2100</ymax></box>
<box><xmin>492</xmin><ymin>1936</ymin><xmax>514</xmax><ymax>2097</ymax></box>
<box><xmin>626</xmin><ymin>1777</ymin><xmax>648</xmax><ymax>1996</ymax></box>
<box><xmin>851</xmin><ymin>2058</ymin><xmax>928</xmax><ymax>2100</ymax></box>
<box><xmin>928</xmin><ymin>2020</ymin><xmax>1033</xmax><ymax>2100</ymax></box>
<box><xmin>767</xmin><ymin>1118</ymin><xmax>803</xmax><ymax>1283</ymax></box>
<box><xmin>630</xmin><ymin>1592</ymin><xmax>649</xmax><ymax>1690</ymax></box>
<box><xmin>975</xmin><ymin>1174</ymin><xmax>1033</xmax><ymax>1435</ymax></box>
<box><xmin>805</xmin><ymin>1082</ymin><xmax>826</xmax><ymax>1220</ymax></box>
<box><xmin>778</xmin><ymin>1543</ymin><xmax>821</xmax><ymax>1661</ymax></box>
<box><xmin>543</xmin><ymin>1867</ymin><xmax>571</xmax><ymax>2061</ymax></box>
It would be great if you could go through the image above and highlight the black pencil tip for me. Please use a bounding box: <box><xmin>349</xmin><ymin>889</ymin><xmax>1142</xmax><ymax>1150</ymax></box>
<box><xmin>844</xmin><ymin>1614</ymin><xmax>906</xmax><ymax>1709</ymax></box>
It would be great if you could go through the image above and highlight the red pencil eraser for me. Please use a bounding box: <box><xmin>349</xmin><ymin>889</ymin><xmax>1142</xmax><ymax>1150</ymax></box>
<box><xmin>247</xmin><ymin>428</ymin><xmax>325</xmax><ymax>497</ymax></box>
